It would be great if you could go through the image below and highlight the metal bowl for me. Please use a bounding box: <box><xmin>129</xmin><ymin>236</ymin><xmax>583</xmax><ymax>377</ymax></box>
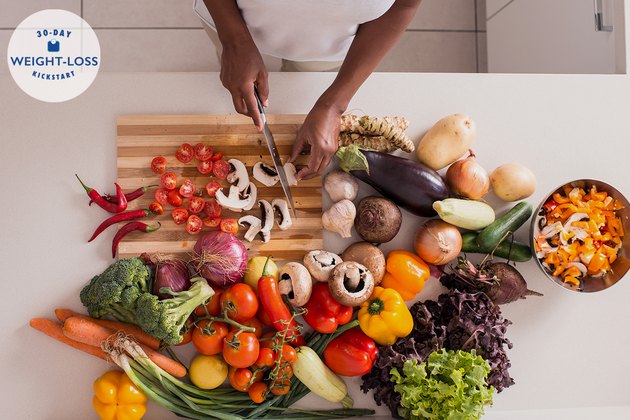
<box><xmin>530</xmin><ymin>179</ymin><xmax>630</xmax><ymax>293</ymax></box>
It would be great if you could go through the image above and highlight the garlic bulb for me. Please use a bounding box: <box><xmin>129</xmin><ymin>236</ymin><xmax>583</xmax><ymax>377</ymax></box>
<box><xmin>322</xmin><ymin>199</ymin><xmax>356</xmax><ymax>238</ymax></box>
<box><xmin>324</xmin><ymin>170</ymin><xmax>359</xmax><ymax>202</ymax></box>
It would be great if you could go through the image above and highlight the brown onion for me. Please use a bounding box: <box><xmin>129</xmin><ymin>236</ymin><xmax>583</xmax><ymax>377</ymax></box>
<box><xmin>414</xmin><ymin>219</ymin><xmax>462</xmax><ymax>265</ymax></box>
<box><xmin>445</xmin><ymin>150</ymin><xmax>490</xmax><ymax>199</ymax></box>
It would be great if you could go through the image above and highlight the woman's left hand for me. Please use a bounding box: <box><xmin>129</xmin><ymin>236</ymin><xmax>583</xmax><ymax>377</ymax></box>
<box><xmin>289</xmin><ymin>103</ymin><xmax>341</xmax><ymax>180</ymax></box>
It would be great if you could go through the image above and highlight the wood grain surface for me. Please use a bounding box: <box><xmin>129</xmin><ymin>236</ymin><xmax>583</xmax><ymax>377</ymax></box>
<box><xmin>116</xmin><ymin>114</ymin><xmax>322</xmax><ymax>263</ymax></box>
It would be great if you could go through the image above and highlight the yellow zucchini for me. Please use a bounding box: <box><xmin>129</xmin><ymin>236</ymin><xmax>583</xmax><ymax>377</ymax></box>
<box><xmin>433</xmin><ymin>198</ymin><xmax>495</xmax><ymax>230</ymax></box>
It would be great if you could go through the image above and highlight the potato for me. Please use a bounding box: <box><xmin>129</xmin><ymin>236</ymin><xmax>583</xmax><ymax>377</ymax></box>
<box><xmin>416</xmin><ymin>114</ymin><xmax>476</xmax><ymax>170</ymax></box>
<box><xmin>490</xmin><ymin>163</ymin><xmax>536</xmax><ymax>201</ymax></box>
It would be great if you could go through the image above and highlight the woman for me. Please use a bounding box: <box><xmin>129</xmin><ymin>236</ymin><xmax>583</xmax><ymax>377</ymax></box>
<box><xmin>195</xmin><ymin>0</ymin><xmax>422</xmax><ymax>180</ymax></box>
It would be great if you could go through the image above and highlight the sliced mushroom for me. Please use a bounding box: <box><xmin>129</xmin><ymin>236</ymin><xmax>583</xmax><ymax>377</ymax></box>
<box><xmin>258</xmin><ymin>199</ymin><xmax>274</xmax><ymax>243</ymax></box>
<box><xmin>216</xmin><ymin>185</ymin><xmax>249</xmax><ymax>212</ymax></box>
<box><xmin>253</xmin><ymin>162</ymin><xmax>279</xmax><ymax>187</ymax></box>
<box><xmin>329</xmin><ymin>261</ymin><xmax>374</xmax><ymax>306</ymax></box>
<box><xmin>227</xmin><ymin>159</ymin><xmax>249</xmax><ymax>192</ymax></box>
<box><xmin>272</xmin><ymin>198</ymin><xmax>293</xmax><ymax>230</ymax></box>
<box><xmin>238</xmin><ymin>215</ymin><xmax>262</xmax><ymax>242</ymax></box>
<box><xmin>303</xmin><ymin>250</ymin><xmax>343</xmax><ymax>282</ymax></box>
<box><xmin>284</xmin><ymin>162</ymin><xmax>298</xmax><ymax>186</ymax></box>
<box><xmin>241</xmin><ymin>182</ymin><xmax>258</xmax><ymax>211</ymax></box>
<box><xmin>278</xmin><ymin>262</ymin><xmax>312</xmax><ymax>307</ymax></box>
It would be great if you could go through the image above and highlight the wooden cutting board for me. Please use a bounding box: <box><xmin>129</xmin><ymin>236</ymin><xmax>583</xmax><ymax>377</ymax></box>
<box><xmin>116</xmin><ymin>114</ymin><xmax>323</xmax><ymax>263</ymax></box>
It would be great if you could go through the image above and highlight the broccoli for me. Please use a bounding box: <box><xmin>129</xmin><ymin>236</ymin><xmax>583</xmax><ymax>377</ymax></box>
<box><xmin>80</xmin><ymin>257</ymin><xmax>151</xmax><ymax>324</ymax></box>
<box><xmin>135</xmin><ymin>276</ymin><xmax>214</xmax><ymax>345</ymax></box>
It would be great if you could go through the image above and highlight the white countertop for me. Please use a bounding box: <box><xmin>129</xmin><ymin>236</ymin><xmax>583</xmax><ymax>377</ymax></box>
<box><xmin>2</xmin><ymin>70</ymin><xmax>630</xmax><ymax>419</ymax></box>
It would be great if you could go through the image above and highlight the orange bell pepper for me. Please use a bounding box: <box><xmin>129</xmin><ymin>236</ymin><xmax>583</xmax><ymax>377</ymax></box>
<box><xmin>380</xmin><ymin>250</ymin><xmax>430</xmax><ymax>301</ymax></box>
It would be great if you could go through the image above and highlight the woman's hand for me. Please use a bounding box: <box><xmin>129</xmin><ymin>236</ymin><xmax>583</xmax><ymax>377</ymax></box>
<box><xmin>289</xmin><ymin>103</ymin><xmax>342</xmax><ymax>180</ymax></box>
<box><xmin>219</xmin><ymin>38</ymin><xmax>269</xmax><ymax>130</ymax></box>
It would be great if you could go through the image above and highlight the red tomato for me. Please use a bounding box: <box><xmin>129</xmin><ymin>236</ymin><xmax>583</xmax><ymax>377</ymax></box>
<box><xmin>149</xmin><ymin>201</ymin><xmax>164</xmax><ymax>215</ymax></box>
<box><xmin>197</xmin><ymin>160</ymin><xmax>214</xmax><ymax>175</ymax></box>
<box><xmin>211</xmin><ymin>151</ymin><xmax>224</xmax><ymax>161</ymax></box>
<box><xmin>186</xmin><ymin>214</ymin><xmax>203</xmax><ymax>235</ymax></box>
<box><xmin>221</xmin><ymin>283</ymin><xmax>259</xmax><ymax>322</ymax></box>
<box><xmin>254</xmin><ymin>347</ymin><xmax>275</xmax><ymax>368</ymax></box>
<box><xmin>176</xmin><ymin>317</ymin><xmax>195</xmax><ymax>346</ymax></box>
<box><xmin>171</xmin><ymin>208</ymin><xmax>189</xmax><ymax>225</ymax></box>
<box><xmin>179</xmin><ymin>179</ymin><xmax>196</xmax><ymax>198</ymax></box>
<box><xmin>230</xmin><ymin>317</ymin><xmax>263</xmax><ymax>339</ymax></box>
<box><xmin>248</xmin><ymin>381</ymin><xmax>268</xmax><ymax>404</ymax></box>
<box><xmin>203</xmin><ymin>217</ymin><xmax>221</xmax><ymax>228</ymax></box>
<box><xmin>176</xmin><ymin>143</ymin><xmax>194</xmax><ymax>163</ymax></box>
<box><xmin>270</xmin><ymin>380</ymin><xmax>291</xmax><ymax>396</ymax></box>
<box><xmin>205</xmin><ymin>181</ymin><xmax>222</xmax><ymax>197</ymax></box>
<box><xmin>204</xmin><ymin>200</ymin><xmax>223</xmax><ymax>219</ymax></box>
<box><xmin>280</xmin><ymin>345</ymin><xmax>297</xmax><ymax>364</ymax></box>
<box><xmin>223</xmin><ymin>331</ymin><xmax>259</xmax><ymax>368</ymax></box>
<box><xmin>220</xmin><ymin>218</ymin><xmax>239</xmax><ymax>235</ymax></box>
<box><xmin>194</xmin><ymin>143</ymin><xmax>214</xmax><ymax>162</ymax></box>
<box><xmin>154</xmin><ymin>188</ymin><xmax>169</xmax><ymax>205</ymax></box>
<box><xmin>194</xmin><ymin>289</ymin><xmax>223</xmax><ymax>317</ymax></box>
<box><xmin>188</xmin><ymin>196</ymin><xmax>206</xmax><ymax>214</ymax></box>
<box><xmin>167</xmin><ymin>189</ymin><xmax>183</xmax><ymax>207</ymax></box>
<box><xmin>228</xmin><ymin>367</ymin><xmax>253</xmax><ymax>392</ymax></box>
<box><xmin>212</xmin><ymin>159</ymin><xmax>230</xmax><ymax>179</ymax></box>
<box><xmin>160</xmin><ymin>172</ymin><xmax>178</xmax><ymax>190</ymax></box>
<box><xmin>192</xmin><ymin>320</ymin><xmax>228</xmax><ymax>356</ymax></box>
<box><xmin>151</xmin><ymin>156</ymin><xmax>167</xmax><ymax>174</ymax></box>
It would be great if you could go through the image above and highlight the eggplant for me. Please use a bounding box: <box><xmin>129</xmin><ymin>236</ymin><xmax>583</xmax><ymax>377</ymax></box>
<box><xmin>336</xmin><ymin>146</ymin><xmax>449</xmax><ymax>217</ymax></box>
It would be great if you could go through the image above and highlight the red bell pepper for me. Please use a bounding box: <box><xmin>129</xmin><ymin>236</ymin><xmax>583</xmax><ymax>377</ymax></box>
<box><xmin>303</xmin><ymin>282</ymin><xmax>353</xmax><ymax>334</ymax></box>
<box><xmin>323</xmin><ymin>327</ymin><xmax>378</xmax><ymax>377</ymax></box>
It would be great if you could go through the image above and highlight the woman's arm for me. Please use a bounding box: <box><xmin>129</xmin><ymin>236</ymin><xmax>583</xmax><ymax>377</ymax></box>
<box><xmin>291</xmin><ymin>0</ymin><xmax>422</xmax><ymax>180</ymax></box>
<box><xmin>203</xmin><ymin>0</ymin><xmax>268</xmax><ymax>130</ymax></box>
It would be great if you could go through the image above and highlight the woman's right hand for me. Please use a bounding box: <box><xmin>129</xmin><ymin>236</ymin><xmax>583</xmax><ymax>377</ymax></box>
<box><xmin>219</xmin><ymin>38</ymin><xmax>269</xmax><ymax>131</ymax></box>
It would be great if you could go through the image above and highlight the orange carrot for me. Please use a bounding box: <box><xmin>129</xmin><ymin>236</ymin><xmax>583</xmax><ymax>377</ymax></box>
<box><xmin>29</xmin><ymin>318</ymin><xmax>110</xmax><ymax>362</ymax></box>
<box><xmin>62</xmin><ymin>316</ymin><xmax>186</xmax><ymax>378</ymax></box>
<box><xmin>54</xmin><ymin>308</ymin><xmax>161</xmax><ymax>350</ymax></box>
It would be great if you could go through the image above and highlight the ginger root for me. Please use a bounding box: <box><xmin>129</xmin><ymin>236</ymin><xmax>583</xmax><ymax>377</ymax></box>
<box><xmin>338</xmin><ymin>114</ymin><xmax>415</xmax><ymax>153</ymax></box>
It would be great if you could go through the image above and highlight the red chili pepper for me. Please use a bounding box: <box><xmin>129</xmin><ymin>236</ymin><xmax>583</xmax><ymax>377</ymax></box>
<box><xmin>257</xmin><ymin>258</ymin><xmax>305</xmax><ymax>346</ymax></box>
<box><xmin>89</xmin><ymin>184</ymin><xmax>158</xmax><ymax>206</ymax></box>
<box><xmin>76</xmin><ymin>174</ymin><xmax>127</xmax><ymax>213</ymax></box>
<box><xmin>88</xmin><ymin>209</ymin><xmax>151</xmax><ymax>242</ymax></box>
<box><xmin>303</xmin><ymin>282</ymin><xmax>353</xmax><ymax>334</ymax></box>
<box><xmin>112</xmin><ymin>221</ymin><xmax>161</xmax><ymax>258</ymax></box>
<box><xmin>323</xmin><ymin>328</ymin><xmax>378</xmax><ymax>377</ymax></box>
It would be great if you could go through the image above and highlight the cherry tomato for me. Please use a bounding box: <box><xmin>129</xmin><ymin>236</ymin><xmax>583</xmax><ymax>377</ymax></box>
<box><xmin>204</xmin><ymin>200</ymin><xmax>223</xmax><ymax>219</ymax></box>
<box><xmin>176</xmin><ymin>143</ymin><xmax>194</xmax><ymax>163</ymax></box>
<box><xmin>176</xmin><ymin>317</ymin><xmax>195</xmax><ymax>346</ymax></box>
<box><xmin>160</xmin><ymin>171</ymin><xmax>178</xmax><ymax>190</ymax></box>
<box><xmin>248</xmin><ymin>381</ymin><xmax>268</xmax><ymax>404</ymax></box>
<box><xmin>211</xmin><ymin>151</ymin><xmax>223</xmax><ymax>161</ymax></box>
<box><xmin>220</xmin><ymin>218</ymin><xmax>239</xmax><ymax>235</ymax></box>
<box><xmin>194</xmin><ymin>289</ymin><xmax>223</xmax><ymax>317</ymax></box>
<box><xmin>188</xmin><ymin>196</ymin><xmax>206</xmax><ymax>214</ymax></box>
<box><xmin>154</xmin><ymin>188</ymin><xmax>169</xmax><ymax>205</ymax></box>
<box><xmin>212</xmin><ymin>159</ymin><xmax>230</xmax><ymax>179</ymax></box>
<box><xmin>172</xmin><ymin>208</ymin><xmax>189</xmax><ymax>225</ymax></box>
<box><xmin>228</xmin><ymin>367</ymin><xmax>252</xmax><ymax>392</ymax></box>
<box><xmin>151</xmin><ymin>156</ymin><xmax>167</xmax><ymax>174</ymax></box>
<box><xmin>270</xmin><ymin>379</ymin><xmax>290</xmax><ymax>396</ymax></box>
<box><xmin>179</xmin><ymin>179</ymin><xmax>196</xmax><ymax>198</ymax></box>
<box><xmin>230</xmin><ymin>317</ymin><xmax>263</xmax><ymax>339</ymax></box>
<box><xmin>194</xmin><ymin>143</ymin><xmax>214</xmax><ymax>162</ymax></box>
<box><xmin>277</xmin><ymin>363</ymin><xmax>294</xmax><ymax>379</ymax></box>
<box><xmin>192</xmin><ymin>320</ymin><xmax>228</xmax><ymax>356</ymax></box>
<box><xmin>221</xmin><ymin>283</ymin><xmax>259</xmax><ymax>322</ymax></box>
<box><xmin>186</xmin><ymin>214</ymin><xmax>203</xmax><ymax>235</ymax></box>
<box><xmin>223</xmin><ymin>331</ymin><xmax>260</xmax><ymax>369</ymax></box>
<box><xmin>280</xmin><ymin>345</ymin><xmax>297</xmax><ymax>364</ymax></box>
<box><xmin>198</xmin><ymin>160</ymin><xmax>214</xmax><ymax>175</ymax></box>
<box><xmin>167</xmin><ymin>189</ymin><xmax>183</xmax><ymax>207</ymax></box>
<box><xmin>205</xmin><ymin>181</ymin><xmax>222</xmax><ymax>197</ymax></box>
<box><xmin>254</xmin><ymin>347</ymin><xmax>275</xmax><ymax>368</ymax></box>
<box><xmin>203</xmin><ymin>216</ymin><xmax>222</xmax><ymax>228</ymax></box>
<box><xmin>149</xmin><ymin>201</ymin><xmax>164</xmax><ymax>215</ymax></box>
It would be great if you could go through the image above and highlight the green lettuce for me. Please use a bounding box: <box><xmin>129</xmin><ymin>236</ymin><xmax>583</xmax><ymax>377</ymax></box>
<box><xmin>390</xmin><ymin>349</ymin><xmax>494</xmax><ymax>420</ymax></box>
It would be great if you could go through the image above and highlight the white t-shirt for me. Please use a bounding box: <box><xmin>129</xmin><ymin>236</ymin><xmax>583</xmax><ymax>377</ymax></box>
<box><xmin>193</xmin><ymin>0</ymin><xmax>395</xmax><ymax>62</ymax></box>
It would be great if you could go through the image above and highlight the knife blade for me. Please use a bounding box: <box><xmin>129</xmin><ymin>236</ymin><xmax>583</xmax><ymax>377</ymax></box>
<box><xmin>253</xmin><ymin>86</ymin><xmax>298</xmax><ymax>219</ymax></box>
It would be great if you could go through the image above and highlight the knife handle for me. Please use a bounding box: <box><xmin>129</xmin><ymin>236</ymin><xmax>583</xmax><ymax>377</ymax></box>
<box><xmin>253</xmin><ymin>85</ymin><xmax>265</xmax><ymax>116</ymax></box>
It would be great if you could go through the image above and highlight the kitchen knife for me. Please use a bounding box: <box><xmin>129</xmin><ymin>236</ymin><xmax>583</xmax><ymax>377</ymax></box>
<box><xmin>253</xmin><ymin>86</ymin><xmax>298</xmax><ymax>219</ymax></box>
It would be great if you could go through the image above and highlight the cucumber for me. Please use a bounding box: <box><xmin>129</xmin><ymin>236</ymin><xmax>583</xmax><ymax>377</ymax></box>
<box><xmin>476</xmin><ymin>202</ymin><xmax>533</xmax><ymax>250</ymax></box>
<box><xmin>462</xmin><ymin>232</ymin><xmax>532</xmax><ymax>262</ymax></box>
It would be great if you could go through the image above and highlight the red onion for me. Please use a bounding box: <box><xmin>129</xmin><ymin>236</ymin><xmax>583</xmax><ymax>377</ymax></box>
<box><xmin>193</xmin><ymin>231</ymin><xmax>247</xmax><ymax>288</ymax></box>
<box><xmin>151</xmin><ymin>257</ymin><xmax>192</xmax><ymax>299</ymax></box>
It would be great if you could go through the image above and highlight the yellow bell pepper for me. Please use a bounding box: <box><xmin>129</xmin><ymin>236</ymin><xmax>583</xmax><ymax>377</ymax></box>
<box><xmin>358</xmin><ymin>287</ymin><xmax>413</xmax><ymax>346</ymax></box>
<box><xmin>380</xmin><ymin>250</ymin><xmax>430</xmax><ymax>301</ymax></box>
<box><xmin>93</xmin><ymin>370</ymin><xmax>147</xmax><ymax>420</ymax></box>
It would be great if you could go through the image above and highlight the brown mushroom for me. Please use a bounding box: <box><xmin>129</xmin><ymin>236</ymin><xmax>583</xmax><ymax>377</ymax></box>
<box><xmin>303</xmin><ymin>250</ymin><xmax>343</xmax><ymax>282</ymax></box>
<box><xmin>278</xmin><ymin>262</ymin><xmax>312</xmax><ymax>307</ymax></box>
<box><xmin>329</xmin><ymin>261</ymin><xmax>374</xmax><ymax>307</ymax></box>
<box><xmin>341</xmin><ymin>242</ymin><xmax>386</xmax><ymax>285</ymax></box>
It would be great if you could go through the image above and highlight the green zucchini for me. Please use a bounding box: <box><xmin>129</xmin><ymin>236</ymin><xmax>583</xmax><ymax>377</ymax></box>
<box><xmin>462</xmin><ymin>232</ymin><xmax>532</xmax><ymax>262</ymax></box>
<box><xmin>476</xmin><ymin>202</ymin><xmax>533</xmax><ymax>250</ymax></box>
